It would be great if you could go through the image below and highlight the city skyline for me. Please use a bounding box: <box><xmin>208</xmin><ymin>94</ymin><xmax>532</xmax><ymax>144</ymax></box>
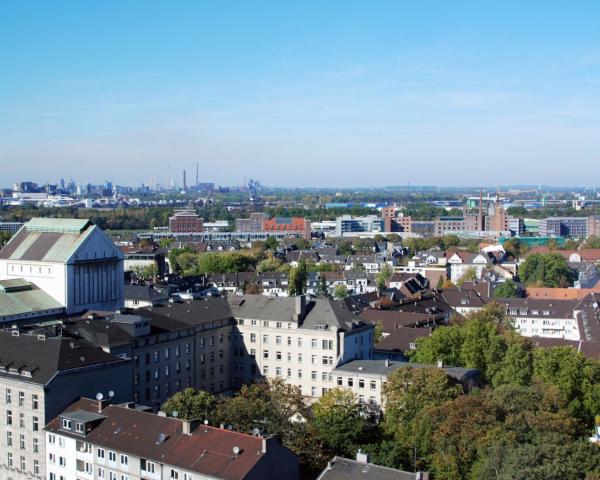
<box><xmin>1</xmin><ymin>1</ymin><xmax>600</xmax><ymax>186</ymax></box>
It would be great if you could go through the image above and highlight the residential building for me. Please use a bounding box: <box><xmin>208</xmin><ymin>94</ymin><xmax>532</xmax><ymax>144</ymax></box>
<box><xmin>45</xmin><ymin>398</ymin><xmax>299</xmax><ymax>480</ymax></box>
<box><xmin>168</xmin><ymin>210</ymin><xmax>204</xmax><ymax>234</ymax></box>
<box><xmin>446</xmin><ymin>252</ymin><xmax>490</xmax><ymax>284</ymax></box>
<box><xmin>317</xmin><ymin>454</ymin><xmax>422</xmax><ymax>480</ymax></box>
<box><xmin>0</xmin><ymin>331</ymin><xmax>131</xmax><ymax>480</ymax></box>
<box><xmin>123</xmin><ymin>285</ymin><xmax>169</xmax><ymax>309</ymax></box>
<box><xmin>228</xmin><ymin>295</ymin><xmax>374</xmax><ymax>398</ymax></box>
<box><xmin>65</xmin><ymin>297</ymin><xmax>235</xmax><ymax>406</ymax></box>
<box><xmin>0</xmin><ymin>218</ymin><xmax>124</xmax><ymax>314</ymax></box>
<box><xmin>332</xmin><ymin>359</ymin><xmax>480</xmax><ymax>412</ymax></box>
<box><xmin>121</xmin><ymin>246</ymin><xmax>166</xmax><ymax>276</ymax></box>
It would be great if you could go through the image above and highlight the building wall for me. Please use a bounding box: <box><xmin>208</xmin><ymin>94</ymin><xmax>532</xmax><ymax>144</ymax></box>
<box><xmin>512</xmin><ymin>315</ymin><xmax>580</xmax><ymax>340</ymax></box>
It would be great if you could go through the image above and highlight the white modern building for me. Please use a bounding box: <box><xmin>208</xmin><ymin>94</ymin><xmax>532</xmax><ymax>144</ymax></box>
<box><xmin>0</xmin><ymin>218</ymin><xmax>124</xmax><ymax>314</ymax></box>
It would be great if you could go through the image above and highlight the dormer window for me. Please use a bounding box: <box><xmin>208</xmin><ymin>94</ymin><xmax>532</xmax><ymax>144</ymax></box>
<box><xmin>62</xmin><ymin>418</ymin><xmax>72</xmax><ymax>430</ymax></box>
<box><xmin>76</xmin><ymin>422</ymin><xmax>84</xmax><ymax>433</ymax></box>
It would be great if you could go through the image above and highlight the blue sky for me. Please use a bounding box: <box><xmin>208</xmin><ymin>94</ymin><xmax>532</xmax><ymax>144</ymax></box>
<box><xmin>1</xmin><ymin>1</ymin><xmax>600</xmax><ymax>187</ymax></box>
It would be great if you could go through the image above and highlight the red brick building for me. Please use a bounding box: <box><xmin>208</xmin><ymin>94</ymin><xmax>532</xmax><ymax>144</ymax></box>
<box><xmin>262</xmin><ymin>217</ymin><xmax>311</xmax><ymax>239</ymax></box>
<box><xmin>169</xmin><ymin>209</ymin><xmax>204</xmax><ymax>233</ymax></box>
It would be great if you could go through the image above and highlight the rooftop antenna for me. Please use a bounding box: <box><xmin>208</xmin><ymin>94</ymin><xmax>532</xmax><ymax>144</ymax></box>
<box><xmin>171</xmin><ymin>411</ymin><xmax>179</xmax><ymax>418</ymax></box>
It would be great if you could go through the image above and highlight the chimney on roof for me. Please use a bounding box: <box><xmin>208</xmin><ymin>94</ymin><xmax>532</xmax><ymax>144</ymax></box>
<box><xmin>356</xmin><ymin>449</ymin><xmax>370</xmax><ymax>464</ymax></box>
<box><xmin>182</xmin><ymin>419</ymin><xmax>202</xmax><ymax>435</ymax></box>
<box><xmin>295</xmin><ymin>295</ymin><xmax>306</xmax><ymax>322</ymax></box>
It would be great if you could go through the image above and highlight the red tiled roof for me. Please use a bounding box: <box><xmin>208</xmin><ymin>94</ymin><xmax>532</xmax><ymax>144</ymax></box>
<box><xmin>45</xmin><ymin>399</ymin><xmax>285</xmax><ymax>480</ymax></box>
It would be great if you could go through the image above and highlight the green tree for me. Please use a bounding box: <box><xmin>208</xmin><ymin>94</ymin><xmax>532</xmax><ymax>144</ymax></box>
<box><xmin>409</xmin><ymin>326</ymin><xmax>464</xmax><ymax>367</ymax></box>
<box><xmin>295</xmin><ymin>238</ymin><xmax>311</xmax><ymax>249</ymax></box>
<box><xmin>131</xmin><ymin>263</ymin><xmax>159</xmax><ymax>281</ymax></box>
<box><xmin>315</xmin><ymin>273</ymin><xmax>329</xmax><ymax>296</ymax></box>
<box><xmin>312</xmin><ymin>388</ymin><xmax>366</xmax><ymax>457</ymax></box>
<box><xmin>383</xmin><ymin>367</ymin><xmax>462</xmax><ymax>442</ymax></box>
<box><xmin>457</xmin><ymin>267</ymin><xmax>477</xmax><ymax>286</ymax></box>
<box><xmin>333</xmin><ymin>284</ymin><xmax>348</xmax><ymax>300</ymax></box>
<box><xmin>161</xmin><ymin>388</ymin><xmax>215</xmax><ymax>421</ymax></box>
<box><xmin>288</xmin><ymin>260</ymin><xmax>308</xmax><ymax>296</ymax></box>
<box><xmin>584</xmin><ymin>235</ymin><xmax>600</xmax><ymax>249</ymax></box>
<box><xmin>374</xmin><ymin>321</ymin><xmax>384</xmax><ymax>343</ymax></box>
<box><xmin>494</xmin><ymin>279</ymin><xmax>518</xmax><ymax>298</ymax></box>
<box><xmin>520</xmin><ymin>253</ymin><xmax>576</xmax><ymax>288</ymax></box>
<box><xmin>264</xmin><ymin>235</ymin><xmax>278</xmax><ymax>250</ymax></box>
<box><xmin>435</xmin><ymin>275</ymin><xmax>444</xmax><ymax>289</ymax></box>
<box><xmin>257</xmin><ymin>256</ymin><xmax>284</xmax><ymax>272</ymax></box>
<box><xmin>376</xmin><ymin>263</ymin><xmax>394</xmax><ymax>291</ymax></box>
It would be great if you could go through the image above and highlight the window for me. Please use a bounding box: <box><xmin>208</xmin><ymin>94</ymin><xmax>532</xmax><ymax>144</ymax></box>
<box><xmin>19</xmin><ymin>433</ymin><xmax>25</xmax><ymax>449</ymax></box>
<box><xmin>262</xmin><ymin>335</ymin><xmax>268</xmax><ymax>344</ymax></box>
<box><xmin>120</xmin><ymin>454</ymin><xmax>128</xmax><ymax>465</ymax></box>
<box><xmin>59</xmin><ymin>456</ymin><xmax>66</xmax><ymax>466</ymax></box>
<box><xmin>263</xmin><ymin>350</ymin><xmax>269</xmax><ymax>359</ymax></box>
<box><xmin>262</xmin><ymin>366</ymin><xmax>269</xmax><ymax>375</ymax></box>
<box><xmin>250</xmin><ymin>333</ymin><xmax>256</xmax><ymax>343</ymax></box>
<box><xmin>276</xmin><ymin>321</ymin><xmax>282</xmax><ymax>328</ymax></box>
<box><xmin>311</xmin><ymin>371</ymin><xmax>317</xmax><ymax>380</ymax></box>
<box><xmin>32</xmin><ymin>394</ymin><xmax>39</xmax><ymax>410</ymax></box>
<box><xmin>6</xmin><ymin>431</ymin><xmax>12</xmax><ymax>446</ymax></box>
<box><xmin>58</xmin><ymin>436</ymin><xmax>65</xmax><ymax>447</ymax></box>
<box><xmin>109</xmin><ymin>451</ymin><xmax>117</xmax><ymax>462</ymax></box>
<box><xmin>297</xmin><ymin>338</ymin><xmax>302</xmax><ymax>347</ymax></box>
<box><xmin>298</xmin><ymin>353</ymin><xmax>303</xmax><ymax>362</ymax></box>
<box><xmin>76</xmin><ymin>422</ymin><xmax>84</xmax><ymax>433</ymax></box>
<box><xmin>98</xmin><ymin>448</ymin><xmax>105</xmax><ymax>460</ymax></box>
<box><xmin>19</xmin><ymin>391</ymin><xmax>25</xmax><ymax>406</ymax></box>
<box><xmin>32</xmin><ymin>416</ymin><xmax>39</xmax><ymax>431</ymax></box>
<box><xmin>370</xmin><ymin>381</ymin><xmax>377</xmax><ymax>390</ymax></box>
<box><xmin>311</xmin><ymin>355</ymin><xmax>316</xmax><ymax>364</ymax></box>
<box><xmin>6</xmin><ymin>409</ymin><xmax>12</xmax><ymax>425</ymax></box>
<box><xmin>7</xmin><ymin>452</ymin><xmax>13</xmax><ymax>468</ymax></box>
<box><xmin>276</xmin><ymin>336</ymin><xmax>282</xmax><ymax>345</ymax></box>
<box><xmin>48</xmin><ymin>433</ymin><xmax>56</xmax><ymax>444</ymax></box>
<box><xmin>171</xmin><ymin>469</ymin><xmax>179</xmax><ymax>479</ymax></box>
<box><xmin>62</xmin><ymin>418</ymin><xmax>72</xmax><ymax>430</ymax></box>
<box><xmin>5</xmin><ymin>388</ymin><xmax>11</xmax><ymax>404</ymax></box>
<box><xmin>276</xmin><ymin>351</ymin><xmax>282</xmax><ymax>361</ymax></box>
<box><xmin>359</xmin><ymin>379</ymin><xmax>365</xmax><ymax>389</ymax></box>
<box><xmin>34</xmin><ymin>459</ymin><xmax>39</xmax><ymax>475</ymax></box>
<box><xmin>49</xmin><ymin>452</ymin><xmax>56</xmax><ymax>464</ymax></box>
<box><xmin>348</xmin><ymin>378</ymin><xmax>354</xmax><ymax>387</ymax></box>
<box><xmin>98</xmin><ymin>468</ymin><xmax>105</xmax><ymax>478</ymax></box>
<box><xmin>141</xmin><ymin>459</ymin><xmax>155</xmax><ymax>473</ymax></box>
<box><xmin>33</xmin><ymin>437</ymin><xmax>39</xmax><ymax>453</ymax></box>
<box><xmin>19</xmin><ymin>412</ymin><xmax>25</xmax><ymax>428</ymax></box>
<box><xmin>311</xmin><ymin>339</ymin><xmax>318</xmax><ymax>348</ymax></box>
<box><xmin>276</xmin><ymin>367</ymin><xmax>282</xmax><ymax>376</ymax></box>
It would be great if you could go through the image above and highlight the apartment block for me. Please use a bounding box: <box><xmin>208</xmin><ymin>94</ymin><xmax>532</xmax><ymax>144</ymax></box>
<box><xmin>0</xmin><ymin>331</ymin><xmax>131</xmax><ymax>480</ymax></box>
<box><xmin>45</xmin><ymin>398</ymin><xmax>299</xmax><ymax>480</ymax></box>
<box><xmin>227</xmin><ymin>295</ymin><xmax>374</xmax><ymax>398</ymax></box>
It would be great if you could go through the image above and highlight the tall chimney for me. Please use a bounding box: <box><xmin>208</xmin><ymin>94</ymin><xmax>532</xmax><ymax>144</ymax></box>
<box><xmin>195</xmin><ymin>161</ymin><xmax>199</xmax><ymax>191</ymax></box>
<box><xmin>295</xmin><ymin>295</ymin><xmax>306</xmax><ymax>322</ymax></box>
<box><xmin>183</xmin><ymin>170</ymin><xmax>187</xmax><ymax>191</ymax></box>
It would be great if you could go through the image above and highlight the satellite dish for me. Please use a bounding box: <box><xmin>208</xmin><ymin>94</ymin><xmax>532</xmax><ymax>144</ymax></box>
<box><xmin>203</xmin><ymin>419</ymin><xmax>209</xmax><ymax>425</ymax></box>
<box><xmin>157</xmin><ymin>411</ymin><xmax>166</xmax><ymax>417</ymax></box>
<box><xmin>232</xmin><ymin>446</ymin><xmax>240</xmax><ymax>455</ymax></box>
<box><xmin>108</xmin><ymin>390</ymin><xmax>115</xmax><ymax>398</ymax></box>
<box><xmin>172</xmin><ymin>411</ymin><xmax>179</xmax><ymax>418</ymax></box>
<box><xmin>95</xmin><ymin>393</ymin><xmax>104</xmax><ymax>401</ymax></box>
<box><xmin>251</xmin><ymin>428</ymin><xmax>260</xmax><ymax>437</ymax></box>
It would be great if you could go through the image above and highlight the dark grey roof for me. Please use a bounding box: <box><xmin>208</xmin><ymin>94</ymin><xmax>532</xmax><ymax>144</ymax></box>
<box><xmin>333</xmin><ymin>359</ymin><xmax>479</xmax><ymax>382</ymax></box>
<box><xmin>138</xmin><ymin>297</ymin><xmax>234</xmax><ymax>327</ymax></box>
<box><xmin>0</xmin><ymin>331</ymin><xmax>127</xmax><ymax>385</ymax></box>
<box><xmin>61</xmin><ymin>409</ymin><xmax>106</xmax><ymax>423</ymax></box>
<box><xmin>124</xmin><ymin>285</ymin><xmax>169</xmax><ymax>302</ymax></box>
<box><xmin>227</xmin><ymin>294</ymin><xmax>367</xmax><ymax>331</ymax></box>
<box><xmin>318</xmin><ymin>457</ymin><xmax>417</xmax><ymax>480</ymax></box>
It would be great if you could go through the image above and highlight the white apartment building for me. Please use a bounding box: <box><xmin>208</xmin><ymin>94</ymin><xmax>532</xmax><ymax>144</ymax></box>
<box><xmin>0</xmin><ymin>331</ymin><xmax>131</xmax><ymax>480</ymax></box>
<box><xmin>45</xmin><ymin>398</ymin><xmax>299</xmax><ymax>480</ymax></box>
<box><xmin>0</xmin><ymin>218</ymin><xmax>124</xmax><ymax>314</ymax></box>
<box><xmin>227</xmin><ymin>295</ymin><xmax>374</xmax><ymax>398</ymax></box>
<box><xmin>446</xmin><ymin>252</ymin><xmax>490</xmax><ymax>284</ymax></box>
<box><xmin>331</xmin><ymin>359</ymin><xmax>480</xmax><ymax>413</ymax></box>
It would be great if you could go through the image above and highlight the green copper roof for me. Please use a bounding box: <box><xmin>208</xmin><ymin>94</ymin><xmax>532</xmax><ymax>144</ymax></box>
<box><xmin>25</xmin><ymin>217</ymin><xmax>91</xmax><ymax>233</ymax></box>
<box><xmin>0</xmin><ymin>279</ymin><xmax>63</xmax><ymax>318</ymax></box>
